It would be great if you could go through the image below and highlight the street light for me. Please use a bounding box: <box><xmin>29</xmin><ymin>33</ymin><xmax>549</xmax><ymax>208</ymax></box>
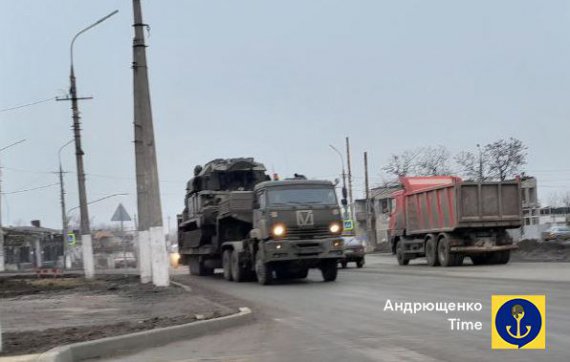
<box><xmin>66</xmin><ymin>193</ymin><xmax>128</xmax><ymax>218</ymax></box>
<box><xmin>0</xmin><ymin>138</ymin><xmax>26</xmax><ymax>272</ymax></box>
<box><xmin>59</xmin><ymin>10</ymin><xmax>119</xmax><ymax>279</ymax></box>
<box><xmin>329</xmin><ymin>144</ymin><xmax>348</xmax><ymax>219</ymax></box>
<box><xmin>58</xmin><ymin>139</ymin><xmax>74</xmax><ymax>269</ymax></box>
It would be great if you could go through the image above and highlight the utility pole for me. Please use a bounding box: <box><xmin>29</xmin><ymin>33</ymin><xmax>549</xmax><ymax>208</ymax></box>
<box><xmin>58</xmin><ymin>140</ymin><xmax>73</xmax><ymax>269</ymax></box>
<box><xmin>346</xmin><ymin>137</ymin><xmax>354</xmax><ymax>222</ymax></box>
<box><xmin>57</xmin><ymin>10</ymin><xmax>118</xmax><ymax>279</ymax></box>
<box><xmin>476</xmin><ymin>144</ymin><xmax>483</xmax><ymax>182</ymax></box>
<box><xmin>364</xmin><ymin>152</ymin><xmax>376</xmax><ymax>250</ymax></box>
<box><xmin>132</xmin><ymin>0</ymin><xmax>169</xmax><ymax>287</ymax></box>
<box><xmin>0</xmin><ymin>139</ymin><xmax>26</xmax><ymax>272</ymax></box>
<box><xmin>329</xmin><ymin>145</ymin><xmax>348</xmax><ymax>219</ymax></box>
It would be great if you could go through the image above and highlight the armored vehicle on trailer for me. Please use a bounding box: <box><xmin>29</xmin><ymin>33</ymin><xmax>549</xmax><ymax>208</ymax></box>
<box><xmin>177</xmin><ymin>158</ymin><xmax>345</xmax><ymax>284</ymax></box>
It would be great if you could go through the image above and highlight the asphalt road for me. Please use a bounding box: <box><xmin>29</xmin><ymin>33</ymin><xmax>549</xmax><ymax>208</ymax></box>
<box><xmin>107</xmin><ymin>255</ymin><xmax>570</xmax><ymax>362</ymax></box>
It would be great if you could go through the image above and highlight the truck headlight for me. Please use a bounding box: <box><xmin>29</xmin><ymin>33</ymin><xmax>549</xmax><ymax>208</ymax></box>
<box><xmin>272</xmin><ymin>224</ymin><xmax>286</xmax><ymax>237</ymax></box>
<box><xmin>331</xmin><ymin>239</ymin><xmax>344</xmax><ymax>249</ymax></box>
<box><xmin>329</xmin><ymin>222</ymin><xmax>342</xmax><ymax>234</ymax></box>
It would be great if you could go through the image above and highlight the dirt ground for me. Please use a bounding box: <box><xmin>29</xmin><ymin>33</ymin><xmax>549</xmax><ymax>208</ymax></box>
<box><xmin>512</xmin><ymin>239</ymin><xmax>570</xmax><ymax>262</ymax></box>
<box><xmin>0</xmin><ymin>275</ymin><xmax>235</xmax><ymax>357</ymax></box>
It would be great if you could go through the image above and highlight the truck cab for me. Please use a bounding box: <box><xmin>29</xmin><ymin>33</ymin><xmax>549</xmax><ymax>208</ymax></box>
<box><xmin>228</xmin><ymin>179</ymin><xmax>345</xmax><ymax>284</ymax></box>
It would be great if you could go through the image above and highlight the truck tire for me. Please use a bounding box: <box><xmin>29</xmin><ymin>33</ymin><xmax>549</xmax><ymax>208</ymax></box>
<box><xmin>189</xmin><ymin>257</ymin><xmax>214</xmax><ymax>276</ymax></box>
<box><xmin>425</xmin><ymin>236</ymin><xmax>439</xmax><ymax>267</ymax></box>
<box><xmin>489</xmin><ymin>251</ymin><xmax>510</xmax><ymax>265</ymax></box>
<box><xmin>396</xmin><ymin>241</ymin><xmax>409</xmax><ymax>266</ymax></box>
<box><xmin>255</xmin><ymin>252</ymin><xmax>273</xmax><ymax>285</ymax></box>
<box><xmin>231</xmin><ymin>250</ymin><xmax>246</xmax><ymax>282</ymax></box>
<box><xmin>437</xmin><ymin>235</ymin><xmax>460</xmax><ymax>267</ymax></box>
<box><xmin>470</xmin><ymin>255</ymin><xmax>488</xmax><ymax>265</ymax></box>
<box><xmin>356</xmin><ymin>258</ymin><xmax>365</xmax><ymax>268</ymax></box>
<box><xmin>340</xmin><ymin>261</ymin><xmax>348</xmax><ymax>269</ymax></box>
<box><xmin>222</xmin><ymin>249</ymin><xmax>233</xmax><ymax>281</ymax></box>
<box><xmin>320</xmin><ymin>260</ymin><xmax>338</xmax><ymax>282</ymax></box>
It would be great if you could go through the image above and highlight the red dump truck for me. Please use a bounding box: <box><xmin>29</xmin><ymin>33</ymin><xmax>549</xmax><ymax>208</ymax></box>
<box><xmin>388</xmin><ymin>176</ymin><xmax>522</xmax><ymax>267</ymax></box>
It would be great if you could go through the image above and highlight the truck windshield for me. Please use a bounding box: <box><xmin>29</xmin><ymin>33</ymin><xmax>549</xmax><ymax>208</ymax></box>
<box><xmin>267</xmin><ymin>188</ymin><xmax>337</xmax><ymax>206</ymax></box>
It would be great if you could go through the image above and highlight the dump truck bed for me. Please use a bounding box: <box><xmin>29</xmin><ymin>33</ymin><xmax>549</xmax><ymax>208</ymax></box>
<box><xmin>404</xmin><ymin>180</ymin><xmax>522</xmax><ymax>235</ymax></box>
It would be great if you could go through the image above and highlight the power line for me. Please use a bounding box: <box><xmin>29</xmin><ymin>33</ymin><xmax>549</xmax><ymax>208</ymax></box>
<box><xmin>1</xmin><ymin>183</ymin><xmax>58</xmax><ymax>195</ymax></box>
<box><xmin>0</xmin><ymin>97</ymin><xmax>55</xmax><ymax>113</ymax></box>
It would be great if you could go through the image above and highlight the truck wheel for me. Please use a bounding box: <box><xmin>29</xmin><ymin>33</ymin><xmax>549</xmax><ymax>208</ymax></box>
<box><xmin>499</xmin><ymin>251</ymin><xmax>511</xmax><ymax>264</ymax></box>
<box><xmin>231</xmin><ymin>250</ymin><xmax>246</xmax><ymax>282</ymax></box>
<box><xmin>255</xmin><ymin>252</ymin><xmax>273</xmax><ymax>285</ymax></box>
<box><xmin>396</xmin><ymin>241</ymin><xmax>409</xmax><ymax>266</ymax></box>
<box><xmin>222</xmin><ymin>250</ymin><xmax>233</xmax><ymax>281</ymax></box>
<box><xmin>320</xmin><ymin>260</ymin><xmax>338</xmax><ymax>282</ymax></box>
<box><xmin>340</xmin><ymin>261</ymin><xmax>348</xmax><ymax>269</ymax></box>
<box><xmin>189</xmin><ymin>257</ymin><xmax>214</xmax><ymax>276</ymax></box>
<box><xmin>470</xmin><ymin>255</ymin><xmax>488</xmax><ymax>265</ymax></box>
<box><xmin>437</xmin><ymin>235</ymin><xmax>460</xmax><ymax>267</ymax></box>
<box><xmin>425</xmin><ymin>236</ymin><xmax>439</xmax><ymax>267</ymax></box>
<box><xmin>356</xmin><ymin>259</ymin><xmax>365</xmax><ymax>268</ymax></box>
<box><xmin>293</xmin><ymin>268</ymin><xmax>309</xmax><ymax>279</ymax></box>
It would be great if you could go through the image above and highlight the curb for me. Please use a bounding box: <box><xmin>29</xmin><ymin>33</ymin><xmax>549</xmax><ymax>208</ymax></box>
<box><xmin>35</xmin><ymin>307</ymin><xmax>253</xmax><ymax>362</ymax></box>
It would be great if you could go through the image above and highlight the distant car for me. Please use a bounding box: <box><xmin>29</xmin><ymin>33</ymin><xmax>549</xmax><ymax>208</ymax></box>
<box><xmin>339</xmin><ymin>236</ymin><xmax>365</xmax><ymax>268</ymax></box>
<box><xmin>542</xmin><ymin>226</ymin><xmax>570</xmax><ymax>242</ymax></box>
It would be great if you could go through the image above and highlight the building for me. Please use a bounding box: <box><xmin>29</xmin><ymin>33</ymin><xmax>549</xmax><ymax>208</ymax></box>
<box><xmin>2</xmin><ymin>220</ymin><xmax>63</xmax><ymax>271</ymax></box>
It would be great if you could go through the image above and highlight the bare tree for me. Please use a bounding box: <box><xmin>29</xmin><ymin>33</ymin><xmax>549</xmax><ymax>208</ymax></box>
<box><xmin>455</xmin><ymin>149</ymin><xmax>491</xmax><ymax>181</ymax></box>
<box><xmin>383</xmin><ymin>150</ymin><xmax>419</xmax><ymax>177</ymax></box>
<box><xmin>415</xmin><ymin>146</ymin><xmax>451</xmax><ymax>176</ymax></box>
<box><xmin>485</xmin><ymin>138</ymin><xmax>527</xmax><ymax>181</ymax></box>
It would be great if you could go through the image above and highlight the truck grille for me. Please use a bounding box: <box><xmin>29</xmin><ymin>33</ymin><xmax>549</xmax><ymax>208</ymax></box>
<box><xmin>285</xmin><ymin>226</ymin><xmax>330</xmax><ymax>240</ymax></box>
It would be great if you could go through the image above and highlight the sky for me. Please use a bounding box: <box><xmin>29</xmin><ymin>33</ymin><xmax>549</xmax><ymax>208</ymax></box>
<box><xmin>1</xmin><ymin>0</ymin><xmax>570</xmax><ymax>231</ymax></box>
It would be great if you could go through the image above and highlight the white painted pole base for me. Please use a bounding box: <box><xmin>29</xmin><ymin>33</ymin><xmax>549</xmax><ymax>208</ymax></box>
<box><xmin>149</xmin><ymin>226</ymin><xmax>170</xmax><ymax>287</ymax></box>
<box><xmin>0</xmin><ymin>242</ymin><xmax>5</xmax><ymax>272</ymax></box>
<box><xmin>81</xmin><ymin>234</ymin><xmax>95</xmax><ymax>279</ymax></box>
<box><xmin>138</xmin><ymin>230</ymin><xmax>152</xmax><ymax>284</ymax></box>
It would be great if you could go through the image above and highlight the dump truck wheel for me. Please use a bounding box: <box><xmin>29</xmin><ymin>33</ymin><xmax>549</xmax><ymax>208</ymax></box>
<box><xmin>320</xmin><ymin>260</ymin><xmax>338</xmax><ymax>282</ymax></box>
<box><xmin>255</xmin><ymin>252</ymin><xmax>273</xmax><ymax>285</ymax></box>
<box><xmin>437</xmin><ymin>235</ymin><xmax>459</xmax><ymax>267</ymax></box>
<box><xmin>396</xmin><ymin>241</ymin><xmax>409</xmax><ymax>266</ymax></box>
<box><xmin>231</xmin><ymin>250</ymin><xmax>246</xmax><ymax>282</ymax></box>
<box><xmin>222</xmin><ymin>249</ymin><xmax>233</xmax><ymax>281</ymax></box>
<box><xmin>470</xmin><ymin>255</ymin><xmax>488</xmax><ymax>265</ymax></box>
<box><xmin>356</xmin><ymin>259</ymin><xmax>365</xmax><ymax>268</ymax></box>
<box><xmin>425</xmin><ymin>236</ymin><xmax>439</xmax><ymax>267</ymax></box>
<box><xmin>499</xmin><ymin>251</ymin><xmax>511</xmax><ymax>264</ymax></box>
<box><xmin>340</xmin><ymin>261</ymin><xmax>348</xmax><ymax>269</ymax></box>
<box><xmin>294</xmin><ymin>268</ymin><xmax>309</xmax><ymax>279</ymax></box>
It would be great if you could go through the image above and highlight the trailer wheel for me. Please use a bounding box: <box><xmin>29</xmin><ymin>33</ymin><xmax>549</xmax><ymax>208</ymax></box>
<box><xmin>255</xmin><ymin>252</ymin><xmax>273</xmax><ymax>285</ymax></box>
<box><xmin>231</xmin><ymin>250</ymin><xmax>246</xmax><ymax>282</ymax></box>
<box><xmin>425</xmin><ymin>236</ymin><xmax>439</xmax><ymax>267</ymax></box>
<box><xmin>320</xmin><ymin>260</ymin><xmax>338</xmax><ymax>282</ymax></box>
<box><xmin>396</xmin><ymin>241</ymin><xmax>409</xmax><ymax>266</ymax></box>
<box><xmin>222</xmin><ymin>249</ymin><xmax>233</xmax><ymax>281</ymax></box>
<box><xmin>437</xmin><ymin>235</ymin><xmax>460</xmax><ymax>267</ymax></box>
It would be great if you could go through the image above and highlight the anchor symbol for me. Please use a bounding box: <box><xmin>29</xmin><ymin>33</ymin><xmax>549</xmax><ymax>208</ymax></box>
<box><xmin>506</xmin><ymin>304</ymin><xmax>531</xmax><ymax>339</ymax></box>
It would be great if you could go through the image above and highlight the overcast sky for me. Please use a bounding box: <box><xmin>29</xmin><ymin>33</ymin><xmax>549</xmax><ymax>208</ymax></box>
<box><xmin>1</xmin><ymin>0</ymin><xmax>569</xmax><ymax>230</ymax></box>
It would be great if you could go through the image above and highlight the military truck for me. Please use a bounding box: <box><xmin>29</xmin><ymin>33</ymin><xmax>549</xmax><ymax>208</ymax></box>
<box><xmin>177</xmin><ymin>158</ymin><xmax>345</xmax><ymax>284</ymax></box>
<box><xmin>389</xmin><ymin>176</ymin><xmax>522</xmax><ymax>267</ymax></box>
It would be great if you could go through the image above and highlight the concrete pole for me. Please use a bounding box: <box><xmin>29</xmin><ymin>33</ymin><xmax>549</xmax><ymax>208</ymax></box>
<box><xmin>64</xmin><ymin>11</ymin><xmax>120</xmax><ymax>278</ymax></box>
<box><xmin>69</xmin><ymin>66</ymin><xmax>94</xmax><ymax>279</ymax></box>
<box><xmin>364</xmin><ymin>152</ymin><xmax>376</xmax><ymax>249</ymax></box>
<box><xmin>132</xmin><ymin>0</ymin><xmax>169</xmax><ymax>287</ymax></box>
<box><xmin>346</xmin><ymin>137</ymin><xmax>355</xmax><ymax>222</ymax></box>
<box><xmin>58</xmin><ymin>140</ymin><xmax>73</xmax><ymax>269</ymax></box>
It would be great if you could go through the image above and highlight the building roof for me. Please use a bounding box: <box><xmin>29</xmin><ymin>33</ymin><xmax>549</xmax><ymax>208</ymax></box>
<box><xmin>3</xmin><ymin>226</ymin><xmax>61</xmax><ymax>235</ymax></box>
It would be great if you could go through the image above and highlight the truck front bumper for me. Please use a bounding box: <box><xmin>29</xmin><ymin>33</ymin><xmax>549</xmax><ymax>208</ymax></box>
<box><xmin>263</xmin><ymin>238</ymin><xmax>344</xmax><ymax>263</ymax></box>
